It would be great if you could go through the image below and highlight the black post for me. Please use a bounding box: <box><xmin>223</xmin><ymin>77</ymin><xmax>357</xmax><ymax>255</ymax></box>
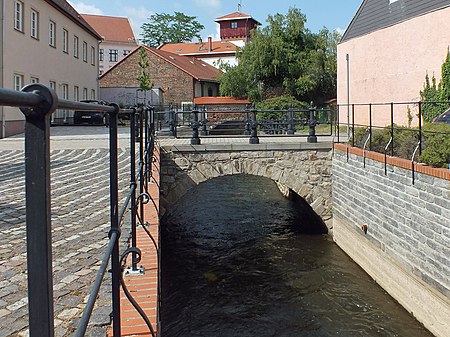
<box><xmin>351</xmin><ymin>104</ymin><xmax>355</xmax><ymax>147</ymax></box>
<box><xmin>20</xmin><ymin>84</ymin><xmax>57</xmax><ymax>337</ymax></box>
<box><xmin>130</xmin><ymin>109</ymin><xmax>138</xmax><ymax>271</ymax></box>
<box><xmin>369</xmin><ymin>103</ymin><xmax>373</xmax><ymax>150</ymax></box>
<box><xmin>108</xmin><ymin>103</ymin><xmax>121</xmax><ymax>337</ymax></box>
<box><xmin>390</xmin><ymin>102</ymin><xmax>394</xmax><ymax>157</ymax></box>
<box><xmin>287</xmin><ymin>105</ymin><xmax>295</xmax><ymax>135</ymax></box>
<box><xmin>307</xmin><ymin>104</ymin><xmax>317</xmax><ymax>143</ymax></box>
<box><xmin>168</xmin><ymin>104</ymin><xmax>175</xmax><ymax>137</ymax></box>
<box><xmin>139</xmin><ymin>108</ymin><xmax>145</xmax><ymax>223</ymax></box>
<box><xmin>244</xmin><ymin>107</ymin><xmax>251</xmax><ymax>135</ymax></box>
<box><xmin>418</xmin><ymin>101</ymin><xmax>423</xmax><ymax>155</ymax></box>
<box><xmin>191</xmin><ymin>106</ymin><xmax>201</xmax><ymax>145</ymax></box>
<box><xmin>249</xmin><ymin>104</ymin><xmax>259</xmax><ymax>144</ymax></box>
<box><xmin>200</xmin><ymin>105</ymin><xmax>208</xmax><ymax>136</ymax></box>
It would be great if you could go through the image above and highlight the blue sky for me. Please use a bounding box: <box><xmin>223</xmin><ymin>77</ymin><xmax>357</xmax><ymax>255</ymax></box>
<box><xmin>68</xmin><ymin>0</ymin><xmax>362</xmax><ymax>41</ymax></box>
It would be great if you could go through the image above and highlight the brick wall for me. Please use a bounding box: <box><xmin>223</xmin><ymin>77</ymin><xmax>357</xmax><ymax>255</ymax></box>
<box><xmin>100</xmin><ymin>48</ymin><xmax>194</xmax><ymax>105</ymax></box>
<box><xmin>333</xmin><ymin>144</ymin><xmax>450</xmax><ymax>299</ymax></box>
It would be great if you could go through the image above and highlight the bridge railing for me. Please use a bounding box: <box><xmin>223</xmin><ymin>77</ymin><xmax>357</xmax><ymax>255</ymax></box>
<box><xmin>156</xmin><ymin>104</ymin><xmax>336</xmax><ymax>145</ymax></box>
<box><xmin>0</xmin><ymin>84</ymin><xmax>158</xmax><ymax>336</ymax></box>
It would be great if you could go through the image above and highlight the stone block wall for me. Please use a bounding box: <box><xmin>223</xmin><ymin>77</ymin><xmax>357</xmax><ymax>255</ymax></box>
<box><xmin>333</xmin><ymin>143</ymin><xmax>450</xmax><ymax>337</ymax></box>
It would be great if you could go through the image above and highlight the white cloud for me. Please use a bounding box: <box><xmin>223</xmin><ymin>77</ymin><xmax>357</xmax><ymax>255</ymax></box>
<box><xmin>67</xmin><ymin>1</ymin><xmax>103</xmax><ymax>15</ymax></box>
<box><xmin>194</xmin><ymin>0</ymin><xmax>222</xmax><ymax>10</ymax></box>
<box><xmin>124</xmin><ymin>7</ymin><xmax>154</xmax><ymax>42</ymax></box>
<box><xmin>335</xmin><ymin>27</ymin><xmax>346</xmax><ymax>36</ymax></box>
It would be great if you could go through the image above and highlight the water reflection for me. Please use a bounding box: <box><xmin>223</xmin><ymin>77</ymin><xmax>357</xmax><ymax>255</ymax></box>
<box><xmin>161</xmin><ymin>174</ymin><xmax>432</xmax><ymax>337</ymax></box>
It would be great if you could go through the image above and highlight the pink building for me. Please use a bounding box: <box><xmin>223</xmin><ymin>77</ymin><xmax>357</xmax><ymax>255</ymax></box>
<box><xmin>337</xmin><ymin>0</ymin><xmax>450</xmax><ymax>127</ymax></box>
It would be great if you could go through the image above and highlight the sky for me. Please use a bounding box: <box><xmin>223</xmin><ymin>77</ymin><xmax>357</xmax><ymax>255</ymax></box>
<box><xmin>68</xmin><ymin>0</ymin><xmax>363</xmax><ymax>42</ymax></box>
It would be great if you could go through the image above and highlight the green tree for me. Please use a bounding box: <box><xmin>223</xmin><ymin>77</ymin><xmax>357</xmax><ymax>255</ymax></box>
<box><xmin>137</xmin><ymin>48</ymin><xmax>153</xmax><ymax>91</ymax></box>
<box><xmin>141</xmin><ymin>12</ymin><xmax>205</xmax><ymax>47</ymax></box>
<box><xmin>420</xmin><ymin>50</ymin><xmax>450</xmax><ymax>122</ymax></box>
<box><xmin>219</xmin><ymin>8</ymin><xmax>340</xmax><ymax>104</ymax></box>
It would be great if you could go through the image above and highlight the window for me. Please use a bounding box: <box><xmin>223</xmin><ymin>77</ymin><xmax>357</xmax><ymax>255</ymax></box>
<box><xmin>31</xmin><ymin>9</ymin><xmax>39</xmax><ymax>39</ymax></box>
<box><xmin>231</xmin><ymin>21</ymin><xmax>238</xmax><ymax>29</ymax></box>
<box><xmin>73</xmin><ymin>36</ymin><xmax>79</xmax><ymax>58</ymax></box>
<box><xmin>109</xmin><ymin>49</ymin><xmax>118</xmax><ymax>62</ymax></box>
<box><xmin>49</xmin><ymin>81</ymin><xmax>56</xmax><ymax>91</ymax></box>
<box><xmin>90</xmin><ymin>46</ymin><xmax>96</xmax><ymax>65</ymax></box>
<box><xmin>14</xmin><ymin>1</ymin><xmax>24</xmax><ymax>32</ymax></box>
<box><xmin>99</xmin><ymin>49</ymin><xmax>104</xmax><ymax>61</ymax></box>
<box><xmin>61</xmin><ymin>84</ymin><xmax>68</xmax><ymax>100</ymax></box>
<box><xmin>74</xmin><ymin>86</ymin><xmax>79</xmax><ymax>101</ymax></box>
<box><xmin>123</xmin><ymin>50</ymin><xmax>131</xmax><ymax>56</ymax></box>
<box><xmin>82</xmin><ymin>41</ymin><xmax>87</xmax><ymax>62</ymax></box>
<box><xmin>30</xmin><ymin>77</ymin><xmax>39</xmax><ymax>84</ymax></box>
<box><xmin>14</xmin><ymin>74</ymin><xmax>24</xmax><ymax>91</ymax></box>
<box><xmin>83</xmin><ymin>87</ymin><xmax>88</xmax><ymax>100</ymax></box>
<box><xmin>90</xmin><ymin>89</ymin><xmax>96</xmax><ymax>100</ymax></box>
<box><xmin>49</xmin><ymin>21</ymin><xmax>56</xmax><ymax>47</ymax></box>
<box><xmin>63</xmin><ymin>29</ymin><xmax>69</xmax><ymax>53</ymax></box>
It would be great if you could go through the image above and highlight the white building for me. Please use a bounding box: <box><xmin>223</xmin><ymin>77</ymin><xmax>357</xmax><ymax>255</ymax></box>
<box><xmin>81</xmin><ymin>14</ymin><xmax>138</xmax><ymax>76</ymax></box>
<box><xmin>0</xmin><ymin>0</ymin><xmax>101</xmax><ymax>137</ymax></box>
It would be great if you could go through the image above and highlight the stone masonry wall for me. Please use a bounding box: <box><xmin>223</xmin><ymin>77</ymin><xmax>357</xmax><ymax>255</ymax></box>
<box><xmin>160</xmin><ymin>147</ymin><xmax>333</xmax><ymax>225</ymax></box>
<box><xmin>333</xmin><ymin>147</ymin><xmax>450</xmax><ymax>299</ymax></box>
<box><xmin>100</xmin><ymin>48</ymin><xmax>194</xmax><ymax>105</ymax></box>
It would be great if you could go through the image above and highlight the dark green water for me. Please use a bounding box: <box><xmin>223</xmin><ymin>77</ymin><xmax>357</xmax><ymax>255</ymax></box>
<box><xmin>160</xmin><ymin>174</ymin><xmax>433</xmax><ymax>337</ymax></box>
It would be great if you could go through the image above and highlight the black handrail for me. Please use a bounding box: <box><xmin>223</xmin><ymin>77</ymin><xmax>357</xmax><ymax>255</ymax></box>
<box><xmin>0</xmin><ymin>84</ymin><xmax>159</xmax><ymax>337</ymax></box>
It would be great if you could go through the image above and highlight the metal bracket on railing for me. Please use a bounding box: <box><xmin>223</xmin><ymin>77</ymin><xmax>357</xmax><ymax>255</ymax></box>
<box><xmin>137</xmin><ymin>192</ymin><xmax>150</xmax><ymax>205</ymax></box>
<box><xmin>384</xmin><ymin>136</ymin><xmax>393</xmax><ymax>175</ymax></box>
<box><xmin>411</xmin><ymin>141</ymin><xmax>420</xmax><ymax>185</ymax></box>
<box><xmin>362</xmin><ymin>131</ymin><xmax>371</xmax><ymax>168</ymax></box>
<box><xmin>122</xmin><ymin>247</ymin><xmax>145</xmax><ymax>276</ymax></box>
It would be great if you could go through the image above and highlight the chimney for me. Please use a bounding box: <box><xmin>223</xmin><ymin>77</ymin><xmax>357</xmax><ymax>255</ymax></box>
<box><xmin>208</xmin><ymin>36</ymin><xmax>212</xmax><ymax>53</ymax></box>
<box><xmin>198</xmin><ymin>37</ymin><xmax>202</xmax><ymax>44</ymax></box>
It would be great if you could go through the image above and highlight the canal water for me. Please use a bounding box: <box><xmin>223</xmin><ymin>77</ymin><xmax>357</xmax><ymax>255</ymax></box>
<box><xmin>160</xmin><ymin>175</ymin><xmax>433</xmax><ymax>337</ymax></box>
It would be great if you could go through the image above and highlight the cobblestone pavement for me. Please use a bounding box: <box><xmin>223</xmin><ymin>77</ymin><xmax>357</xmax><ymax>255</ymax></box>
<box><xmin>0</xmin><ymin>128</ymin><xmax>132</xmax><ymax>337</ymax></box>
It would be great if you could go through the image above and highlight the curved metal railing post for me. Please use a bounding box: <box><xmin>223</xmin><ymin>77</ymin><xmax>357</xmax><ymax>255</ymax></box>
<box><xmin>384</xmin><ymin>136</ymin><xmax>393</xmax><ymax>175</ymax></box>
<box><xmin>362</xmin><ymin>130</ymin><xmax>371</xmax><ymax>168</ymax></box>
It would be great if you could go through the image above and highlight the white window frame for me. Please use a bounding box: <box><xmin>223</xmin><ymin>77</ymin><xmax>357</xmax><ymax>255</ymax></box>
<box><xmin>14</xmin><ymin>1</ymin><xmax>24</xmax><ymax>32</ymax></box>
<box><xmin>90</xmin><ymin>89</ymin><xmax>96</xmax><ymax>100</ymax></box>
<box><xmin>30</xmin><ymin>77</ymin><xmax>39</xmax><ymax>84</ymax></box>
<box><xmin>74</xmin><ymin>86</ymin><xmax>79</xmax><ymax>101</ymax></box>
<box><xmin>49</xmin><ymin>20</ymin><xmax>56</xmax><ymax>47</ymax></box>
<box><xmin>82</xmin><ymin>41</ymin><xmax>88</xmax><ymax>62</ymax></box>
<box><xmin>49</xmin><ymin>81</ymin><xmax>56</xmax><ymax>91</ymax></box>
<box><xmin>231</xmin><ymin>21</ymin><xmax>238</xmax><ymax>29</ymax></box>
<box><xmin>63</xmin><ymin>29</ymin><xmax>69</xmax><ymax>53</ymax></box>
<box><xmin>73</xmin><ymin>36</ymin><xmax>79</xmax><ymax>58</ymax></box>
<box><xmin>31</xmin><ymin>9</ymin><xmax>39</xmax><ymax>39</ymax></box>
<box><xmin>90</xmin><ymin>46</ymin><xmax>96</xmax><ymax>66</ymax></box>
<box><xmin>83</xmin><ymin>87</ymin><xmax>88</xmax><ymax>100</ymax></box>
<box><xmin>14</xmin><ymin>74</ymin><xmax>24</xmax><ymax>91</ymax></box>
<box><xmin>99</xmin><ymin>49</ymin><xmax>104</xmax><ymax>61</ymax></box>
<box><xmin>109</xmin><ymin>49</ymin><xmax>118</xmax><ymax>62</ymax></box>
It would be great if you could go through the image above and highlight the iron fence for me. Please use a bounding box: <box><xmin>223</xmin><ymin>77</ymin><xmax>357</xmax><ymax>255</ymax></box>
<box><xmin>156</xmin><ymin>104</ymin><xmax>336</xmax><ymax>145</ymax></box>
<box><xmin>0</xmin><ymin>84</ymin><xmax>159</xmax><ymax>337</ymax></box>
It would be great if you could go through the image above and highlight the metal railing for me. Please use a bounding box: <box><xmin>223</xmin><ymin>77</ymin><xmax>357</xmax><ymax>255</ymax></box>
<box><xmin>0</xmin><ymin>84</ymin><xmax>159</xmax><ymax>336</ymax></box>
<box><xmin>154</xmin><ymin>104</ymin><xmax>336</xmax><ymax>145</ymax></box>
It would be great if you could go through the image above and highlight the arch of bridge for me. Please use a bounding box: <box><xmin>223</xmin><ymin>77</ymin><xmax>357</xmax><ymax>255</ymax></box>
<box><xmin>160</xmin><ymin>149</ymin><xmax>333</xmax><ymax>224</ymax></box>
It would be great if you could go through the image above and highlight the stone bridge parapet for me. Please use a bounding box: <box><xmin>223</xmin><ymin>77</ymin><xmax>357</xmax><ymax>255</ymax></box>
<box><xmin>159</xmin><ymin>143</ymin><xmax>333</xmax><ymax>226</ymax></box>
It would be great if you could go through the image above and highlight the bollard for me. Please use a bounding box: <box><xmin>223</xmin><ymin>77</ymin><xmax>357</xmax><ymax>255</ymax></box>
<box><xmin>249</xmin><ymin>104</ymin><xmax>259</xmax><ymax>144</ymax></box>
<box><xmin>191</xmin><ymin>107</ymin><xmax>201</xmax><ymax>145</ymax></box>
<box><xmin>307</xmin><ymin>105</ymin><xmax>317</xmax><ymax>143</ymax></box>
<box><xmin>200</xmin><ymin>105</ymin><xmax>208</xmax><ymax>136</ymax></box>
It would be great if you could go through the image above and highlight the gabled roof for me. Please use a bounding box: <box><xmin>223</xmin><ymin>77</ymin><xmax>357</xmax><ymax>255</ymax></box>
<box><xmin>215</xmin><ymin>11</ymin><xmax>261</xmax><ymax>25</ymax></box>
<box><xmin>81</xmin><ymin>14</ymin><xmax>137</xmax><ymax>44</ymax></box>
<box><xmin>194</xmin><ymin>97</ymin><xmax>250</xmax><ymax>105</ymax></box>
<box><xmin>159</xmin><ymin>40</ymin><xmax>237</xmax><ymax>56</ymax></box>
<box><xmin>45</xmin><ymin>0</ymin><xmax>101</xmax><ymax>39</ymax></box>
<box><xmin>100</xmin><ymin>46</ymin><xmax>222</xmax><ymax>82</ymax></box>
<box><xmin>341</xmin><ymin>0</ymin><xmax>450</xmax><ymax>42</ymax></box>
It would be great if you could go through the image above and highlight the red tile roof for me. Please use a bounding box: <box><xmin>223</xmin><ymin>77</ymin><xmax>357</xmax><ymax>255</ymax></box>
<box><xmin>215</xmin><ymin>11</ymin><xmax>261</xmax><ymax>25</ymax></box>
<box><xmin>159</xmin><ymin>40</ymin><xmax>237</xmax><ymax>56</ymax></box>
<box><xmin>45</xmin><ymin>0</ymin><xmax>101</xmax><ymax>39</ymax></box>
<box><xmin>194</xmin><ymin>97</ymin><xmax>250</xmax><ymax>105</ymax></box>
<box><xmin>100</xmin><ymin>46</ymin><xmax>222</xmax><ymax>82</ymax></box>
<box><xmin>81</xmin><ymin>14</ymin><xmax>137</xmax><ymax>43</ymax></box>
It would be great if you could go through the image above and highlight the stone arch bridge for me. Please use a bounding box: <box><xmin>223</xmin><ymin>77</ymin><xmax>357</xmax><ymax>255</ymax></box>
<box><xmin>159</xmin><ymin>142</ymin><xmax>333</xmax><ymax>227</ymax></box>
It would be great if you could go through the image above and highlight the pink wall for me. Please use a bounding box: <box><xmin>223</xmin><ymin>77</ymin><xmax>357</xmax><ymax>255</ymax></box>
<box><xmin>337</xmin><ymin>6</ymin><xmax>450</xmax><ymax>127</ymax></box>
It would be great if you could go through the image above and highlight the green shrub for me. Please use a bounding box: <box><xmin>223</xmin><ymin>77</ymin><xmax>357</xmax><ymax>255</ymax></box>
<box><xmin>419</xmin><ymin>123</ymin><xmax>450</xmax><ymax>168</ymax></box>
